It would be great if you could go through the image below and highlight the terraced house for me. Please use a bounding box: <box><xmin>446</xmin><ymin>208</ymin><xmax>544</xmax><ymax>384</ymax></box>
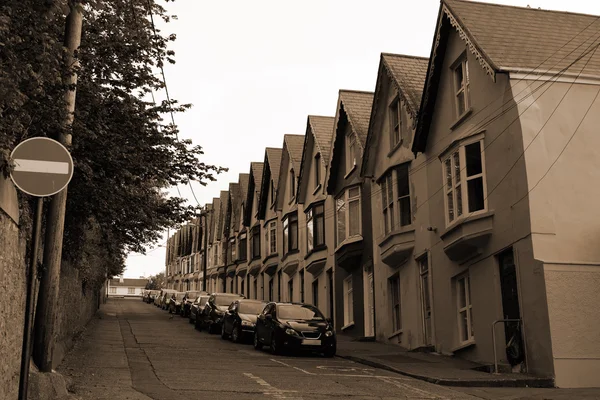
<box><xmin>244</xmin><ymin>162</ymin><xmax>265</xmax><ymax>299</ymax></box>
<box><xmin>206</xmin><ymin>196</ymin><xmax>221</xmax><ymax>293</ymax></box>
<box><xmin>361</xmin><ymin>53</ymin><xmax>430</xmax><ymax>349</ymax></box>
<box><xmin>325</xmin><ymin>90</ymin><xmax>375</xmax><ymax>337</ymax></box>
<box><xmin>224</xmin><ymin>182</ymin><xmax>241</xmax><ymax>294</ymax></box>
<box><xmin>411</xmin><ymin>0</ymin><xmax>600</xmax><ymax>388</ymax></box>
<box><xmin>297</xmin><ymin>115</ymin><xmax>336</xmax><ymax>320</ymax></box>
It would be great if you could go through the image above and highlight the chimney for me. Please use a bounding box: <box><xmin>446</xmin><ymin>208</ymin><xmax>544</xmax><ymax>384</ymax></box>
<box><xmin>119</xmin><ymin>276</ymin><xmax>124</xmax><ymax>283</ymax></box>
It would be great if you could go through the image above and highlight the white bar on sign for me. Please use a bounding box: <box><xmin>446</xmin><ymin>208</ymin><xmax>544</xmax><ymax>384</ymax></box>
<box><xmin>14</xmin><ymin>159</ymin><xmax>69</xmax><ymax>175</ymax></box>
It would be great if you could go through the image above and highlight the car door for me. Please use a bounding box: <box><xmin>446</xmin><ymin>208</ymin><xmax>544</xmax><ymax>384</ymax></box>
<box><xmin>224</xmin><ymin>301</ymin><xmax>237</xmax><ymax>334</ymax></box>
<box><xmin>262</xmin><ymin>304</ymin><xmax>276</xmax><ymax>344</ymax></box>
<box><xmin>256</xmin><ymin>303</ymin><xmax>272</xmax><ymax>343</ymax></box>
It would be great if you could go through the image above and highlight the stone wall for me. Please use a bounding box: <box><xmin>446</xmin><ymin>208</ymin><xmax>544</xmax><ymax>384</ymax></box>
<box><xmin>0</xmin><ymin>208</ymin><xmax>27</xmax><ymax>399</ymax></box>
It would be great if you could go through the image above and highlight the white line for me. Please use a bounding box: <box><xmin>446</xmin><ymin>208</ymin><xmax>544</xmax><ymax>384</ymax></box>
<box><xmin>269</xmin><ymin>358</ymin><xmax>412</xmax><ymax>379</ymax></box>
<box><xmin>14</xmin><ymin>159</ymin><xmax>69</xmax><ymax>175</ymax></box>
<box><xmin>377</xmin><ymin>376</ymin><xmax>441</xmax><ymax>399</ymax></box>
<box><xmin>243</xmin><ymin>373</ymin><xmax>302</xmax><ymax>399</ymax></box>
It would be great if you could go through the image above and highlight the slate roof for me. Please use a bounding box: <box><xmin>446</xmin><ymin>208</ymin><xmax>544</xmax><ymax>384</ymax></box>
<box><xmin>250</xmin><ymin>162</ymin><xmax>264</xmax><ymax>193</ymax></box>
<box><xmin>339</xmin><ymin>90</ymin><xmax>375</xmax><ymax>147</ymax></box>
<box><xmin>228</xmin><ymin>183</ymin><xmax>241</xmax><ymax>232</ymax></box>
<box><xmin>210</xmin><ymin>197</ymin><xmax>220</xmax><ymax>242</ymax></box>
<box><xmin>284</xmin><ymin>134</ymin><xmax>305</xmax><ymax>172</ymax></box>
<box><xmin>308</xmin><ymin>115</ymin><xmax>335</xmax><ymax>162</ymax></box>
<box><xmin>265</xmin><ymin>148</ymin><xmax>283</xmax><ymax>190</ymax></box>
<box><xmin>238</xmin><ymin>173</ymin><xmax>250</xmax><ymax>204</ymax></box>
<box><xmin>445</xmin><ymin>0</ymin><xmax>600</xmax><ymax>76</ymax></box>
<box><xmin>381</xmin><ymin>54</ymin><xmax>429</xmax><ymax>115</ymax></box>
<box><xmin>109</xmin><ymin>278</ymin><xmax>147</xmax><ymax>287</ymax></box>
<box><xmin>217</xmin><ymin>190</ymin><xmax>229</xmax><ymax>238</ymax></box>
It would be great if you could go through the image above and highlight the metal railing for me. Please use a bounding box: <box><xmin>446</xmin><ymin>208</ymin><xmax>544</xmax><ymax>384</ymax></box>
<box><xmin>492</xmin><ymin>318</ymin><xmax>522</xmax><ymax>374</ymax></box>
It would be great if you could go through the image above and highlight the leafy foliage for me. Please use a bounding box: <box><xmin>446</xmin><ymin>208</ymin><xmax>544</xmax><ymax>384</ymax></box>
<box><xmin>145</xmin><ymin>272</ymin><xmax>166</xmax><ymax>290</ymax></box>
<box><xmin>0</xmin><ymin>0</ymin><xmax>225</xmax><ymax>279</ymax></box>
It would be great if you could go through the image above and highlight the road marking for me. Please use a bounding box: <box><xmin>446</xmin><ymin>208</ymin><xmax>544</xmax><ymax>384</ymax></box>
<box><xmin>377</xmin><ymin>376</ymin><xmax>442</xmax><ymax>399</ymax></box>
<box><xmin>270</xmin><ymin>359</ymin><xmax>412</xmax><ymax>379</ymax></box>
<box><xmin>243</xmin><ymin>373</ymin><xmax>302</xmax><ymax>399</ymax></box>
<box><xmin>14</xmin><ymin>159</ymin><xmax>69</xmax><ymax>174</ymax></box>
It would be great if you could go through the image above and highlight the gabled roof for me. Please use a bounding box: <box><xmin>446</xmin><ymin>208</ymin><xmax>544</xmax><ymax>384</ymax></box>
<box><xmin>413</xmin><ymin>0</ymin><xmax>600</xmax><ymax>154</ymax></box>
<box><xmin>325</xmin><ymin>90</ymin><xmax>375</xmax><ymax>193</ymax></box>
<box><xmin>381</xmin><ymin>53</ymin><xmax>429</xmax><ymax>118</ymax></box>
<box><xmin>217</xmin><ymin>190</ymin><xmax>228</xmax><ymax>239</ymax></box>
<box><xmin>251</xmin><ymin>162</ymin><xmax>264</xmax><ymax>193</ymax></box>
<box><xmin>361</xmin><ymin>53</ymin><xmax>428</xmax><ymax>177</ymax></box>
<box><xmin>209</xmin><ymin>197</ymin><xmax>220</xmax><ymax>242</ymax></box>
<box><xmin>258</xmin><ymin>147</ymin><xmax>283</xmax><ymax>219</ymax></box>
<box><xmin>284</xmin><ymin>134</ymin><xmax>305</xmax><ymax>172</ymax></box>
<box><xmin>109</xmin><ymin>278</ymin><xmax>148</xmax><ymax>287</ymax></box>
<box><xmin>297</xmin><ymin>115</ymin><xmax>335</xmax><ymax>200</ymax></box>
<box><xmin>238</xmin><ymin>173</ymin><xmax>250</xmax><ymax>206</ymax></box>
<box><xmin>244</xmin><ymin>162</ymin><xmax>264</xmax><ymax>225</ymax></box>
<box><xmin>227</xmin><ymin>182</ymin><xmax>241</xmax><ymax>235</ymax></box>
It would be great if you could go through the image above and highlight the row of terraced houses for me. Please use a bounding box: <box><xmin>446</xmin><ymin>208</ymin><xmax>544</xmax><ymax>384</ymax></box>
<box><xmin>163</xmin><ymin>0</ymin><xmax>600</xmax><ymax>388</ymax></box>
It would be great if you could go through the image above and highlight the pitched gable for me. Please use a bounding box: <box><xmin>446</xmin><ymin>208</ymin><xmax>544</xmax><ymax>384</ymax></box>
<box><xmin>298</xmin><ymin>115</ymin><xmax>335</xmax><ymax>201</ymax></box>
<box><xmin>217</xmin><ymin>190</ymin><xmax>228</xmax><ymax>239</ymax></box>
<box><xmin>258</xmin><ymin>147</ymin><xmax>283</xmax><ymax>219</ymax></box>
<box><xmin>244</xmin><ymin>162</ymin><xmax>264</xmax><ymax>226</ymax></box>
<box><xmin>209</xmin><ymin>197</ymin><xmax>220</xmax><ymax>243</ymax></box>
<box><xmin>284</xmin><ymin>134</ymin><xmax>305</xmax><ymax>173</ymax></box>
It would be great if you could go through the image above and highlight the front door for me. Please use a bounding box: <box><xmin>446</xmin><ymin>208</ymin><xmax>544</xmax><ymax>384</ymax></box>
<box><xmin>498</xmin><ymin>248</ymin><xmax>524</xmax><ymax>366</ymax></box>
<box><xmin>364</xmin><ymin>269</ymin><xmax>375</xmax><ymax>337</ymax></box>
<box><xmin>419</xmin><ymin>256</ymin><xmax>432</xmax><ymax>346</ymax></box>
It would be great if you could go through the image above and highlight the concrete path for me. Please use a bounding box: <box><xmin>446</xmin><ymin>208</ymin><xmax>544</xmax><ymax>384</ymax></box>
<box><xmin>57</xmin><ymin>299</ymin><xmax>600</xmax><ymax>399</ymax></box>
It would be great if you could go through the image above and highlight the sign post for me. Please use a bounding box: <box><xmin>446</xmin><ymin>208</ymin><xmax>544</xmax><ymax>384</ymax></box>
<box><xmin>10</xmin><ymin>137</ymin><xmax>73</xmax><ymax>400</ymax></box>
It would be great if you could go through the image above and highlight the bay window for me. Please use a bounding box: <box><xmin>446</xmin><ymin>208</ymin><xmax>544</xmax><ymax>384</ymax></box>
<box><xmin>283</xmin><ymin>212</ymin><xmax>298</xmax><ymax>255</ymax></box>
<box><xmin>381</xmin><ymin>164</ymin><xmax>411</xmax><ymax>235</ymax></box>
<box><xmin>238</xmin><ymin>232</ymin><xmax>247</xmax><ymax>261</ymax></box>
<box><xmin>336</xmin><ymin>186</ymin><xmax>361</xmax><ymax>246</ymax></box>
<box><xmin>250</xmin><ymin>225</ymin><xmax>260</xmax><ymax>260</ymax></box>
<box><xmin>443</xmin><ymin>139</ymin><xmax>486</xmax><ymax>225</ymax></box>
<box><xmin>306</xmin><ymin>203</ymin><xmax>325</xmax><ymax>252</ymax></box>
<box><xmin>264</xmin><ymin>220</ymin><xmax>277</xmax><ymax>256</ymax></box>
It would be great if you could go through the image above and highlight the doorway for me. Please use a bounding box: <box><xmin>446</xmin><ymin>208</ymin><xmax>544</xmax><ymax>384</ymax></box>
<box><xmin>498</xmin><ymin>248</ymin><xmax>524</xmax><ymax>366</ymax></box>
<box><xmin>419</xmin><ymin>256</ymin><xmax>432</xmax><ymax>346</ymax></box>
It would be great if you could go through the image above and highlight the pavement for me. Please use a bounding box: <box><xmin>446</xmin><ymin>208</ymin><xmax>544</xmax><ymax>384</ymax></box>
<box><xmin>56</xmin><ymin>298</ymin><xmax>600</xmax><ymax>400</ymax></box>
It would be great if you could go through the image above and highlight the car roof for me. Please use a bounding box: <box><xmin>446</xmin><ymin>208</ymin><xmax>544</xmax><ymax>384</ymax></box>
<box><xmin>238</xmin><ymin>299</ymin><xmax>266</xmax><ymax>303</ymax></box>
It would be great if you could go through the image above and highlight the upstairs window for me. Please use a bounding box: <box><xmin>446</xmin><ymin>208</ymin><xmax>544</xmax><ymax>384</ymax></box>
<box><xmin>290</xmin><ymin>169</ymin><xmax>296</xmax><ymax>200</ymax></box>
<box><xmin>238</xmin><ymin>232</ymin><xmax>247</xmax><ymax>261</ymax></box>
<box><xmin>250</xmin><ymin>225</ymin><xmax>260</xmax><ymax>260</ymax></box>
<box><xmin>314</xmin><ymin>153</ymin><xmax>321</xmax><ymax>188</ymax></box>
<box><xmin>454</xmin><ymin>56</ymin><xmax>470</xmax><ymax>117</ymax></box>
<box><xmin>397</xmin><ymin>165</ymin><xmax>411</xmax><ymax>227</ymax></box>
<box><xmin>270</xmin><ymin>179</ymin><xmax>275</xmax><ymax>205</ymax></box>
<box><xmin>389</xmin><ymin>97</ymin><xmax>408</xmax><ymax>149</ymax></box>
<box><xmin>306</xmin><ymin>203</ymin><xmax>325</xmax><ymax>252</ymax></box>
<box><xmin>336</xmin><ymin>186</ymin><xmax>361</xmax><ymax>246</ymax></box>
<box><xmin>443</xmin><ymin>139</ymin><xmax>486</xmax><ymax>225</ymax></box>
<box><xmin>346</xmin><ymin>133</ymin><xmax>358</xmax><ymax>172</ymax></box>
<box><xmin>264</xmin><ymin>220</ymin><xmax>277</xmax><ymax>256</ymax></box>
<box><xmin>381</xmin><ymin>173</ymin><xmax>394</xmax><ymax>235</ymax></box>
<box><xmin>283</xmin><ymin>212</ymin><xmax>298</xmax><ymax>255</ymax></box>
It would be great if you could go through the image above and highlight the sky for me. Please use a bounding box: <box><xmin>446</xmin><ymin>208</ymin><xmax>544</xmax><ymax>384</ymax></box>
<box><xmin>123</xmin><ymin>0</ymin><xmax>600</xmax><ymax>278</ymax></box>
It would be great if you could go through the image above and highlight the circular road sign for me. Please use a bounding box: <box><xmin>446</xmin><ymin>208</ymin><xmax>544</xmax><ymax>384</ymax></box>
<box><xmin>9</xmin><ymin>137</ymin><xmax>74</xmax><ymax>197</ymax></box>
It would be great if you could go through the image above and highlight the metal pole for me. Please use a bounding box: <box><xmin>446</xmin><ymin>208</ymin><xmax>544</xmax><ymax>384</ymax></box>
<box><xmin>19</xmin><ymin>197</ymin><xmax>44</xmax><ymax>400</ymax></box>
<box><xmin>492</xmin><ymin>318</ymin><xmax>522</xmax><ymax>374</ymax></box>
<box><xmin>33</xmin><ymin>0</ymin><xmax>83</xmax><ymax>372</ymax></box>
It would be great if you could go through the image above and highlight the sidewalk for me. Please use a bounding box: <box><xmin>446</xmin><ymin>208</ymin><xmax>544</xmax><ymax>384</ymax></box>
<box><xmin>335</xmin><ymin>335</ymin><xmax>554</xmax><ymax>388</ymax></box>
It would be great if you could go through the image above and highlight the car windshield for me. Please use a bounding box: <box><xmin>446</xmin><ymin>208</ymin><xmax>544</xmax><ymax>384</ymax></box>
<box><xmin>238</xmin><ymin>302</ymin><xmax>266</xmax><ymax>315</ymax></box>
<box><xmin>175</xmin><ymin>293</ymin><xmax>185</xmax><ymax>301</ymax></box>
<box><xmin>277</xmin><ymin>304</ymin><xmax>325</xmax><ymax>321</ymax></box>
<box><xmin>215</xmin><ymin>295</ymin><xmax>241</xmax><ymax>306</ymax></box>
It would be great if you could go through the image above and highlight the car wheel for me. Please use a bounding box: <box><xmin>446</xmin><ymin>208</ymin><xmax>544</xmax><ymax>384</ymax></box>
<box><xmin>270</xmin><ymin>336</ymin><xmax>280</xmax><ymax>355</ymax></box>
<box><xmin>221</xmin><ymin>323</ymin><xmax>229</xmax><ymax>339</ymax></box>
<box><xmin>253</xmin><ymin>332</ymin><xmax>262</xmax><ymax>350</ymax></box>
<box><xmin>195</xmin><ymin>318</ymin><xmax>202</xmax><ymax>331</ymax></box>
<box><xmin>231</xmin><ymin>324</ymin><xmax>241</xmax><ymax>343</ymax></box>
<box><xmin>323</xmin><ymin>347</ymin><xmax>336</xmax><ymax>358</ymax></box>
<box><xmin>188</xmin><ymin>316</ymin><xmax>194</xmax><ymax>324</ymax></box>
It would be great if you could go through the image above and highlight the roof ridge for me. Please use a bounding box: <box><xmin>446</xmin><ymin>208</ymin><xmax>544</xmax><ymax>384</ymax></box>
<box><xmin>381</xmin><ymin>52</ymin><xmax>429</xmax><ymax>60</ymax></box>
<box><xmin>308</xmin><ymin>114</ymin><xmax>335</xmax><ymax>119</ymax></box>
<box><xmin>446</xmin><ymin>0</ymin><xmax>600</xmax><ymax>19</ymax></box>
<box><xmin>339</xmin><ymin>89</ymin><xmax>375</xmax><ymax>95</ymax></box>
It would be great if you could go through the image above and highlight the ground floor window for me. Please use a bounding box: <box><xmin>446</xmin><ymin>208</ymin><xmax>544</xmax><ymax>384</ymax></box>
<box><xmin>389</xmin><ymin>275</ymin><xmax>401</xmax><ymax>332</ymax></box>
<box><xmin>288</xmin><ymin>278</ymin><xmax>294</xmax><ymax>302</ymax></box>
<box><xmin>128</xmin><ymin>288</ymin><xmax>135</xmax><ymax>294</ymax></box>
<box><xmin>343</xmin><ymin>276</ymin><xmax>354</xmax><ymax>326</ymax></box>
<box><xmin>312</xmin><ymin>279</ymin><xmax>319</xmax><ymax>307</ymax></box>
<box><xmin>457</xmin><ymin>274</ymin><xmax>474</xmax><ymax>343</ymax></box>
<box><xmin>109</xmin><ymin>287</ymin><xmax>117</xmax><ymax>294</ymax></box>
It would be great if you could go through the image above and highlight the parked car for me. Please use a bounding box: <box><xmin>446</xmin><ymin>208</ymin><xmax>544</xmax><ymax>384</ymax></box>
<box><xmin>197</xmin><ymin>293</ymin><xmax>244</xmax><ymax>333</ymax></box>
<box><xmin>190</xmin><ymin>295</ymin><xmax>210</xmax><ymax>325</ymax></box>
<box><xmin>181</xmin><ymin>290</ymin><xmax>204</xmax><ymax>317</ymax></box>
<box><xmin>158</xmin><ymin>289</ymin><xmax>176</xmax><ymax>309</ymax></box>
<box><xmin>221</xmin><ymin>299</ymin><xmax>267</xmax><ymax>343</ymax></box>
<box><xmin>253</xmin><ymin>302</ymin><xmax>336</xmax><ymax>357</ymax></box>
<box><xmin>141</xmin><ymin>290</ymin><xmax>149</xmax><ymax>301</ymax></box>
<box><xmin>146</xmin><ymin>290</ymin><xmax>161</xmax><ymax>304</ymax></box>
<box><xmin>169</xmin><ymin>292</ymin><xmax>187</xmax><ymax>314</ymax></box>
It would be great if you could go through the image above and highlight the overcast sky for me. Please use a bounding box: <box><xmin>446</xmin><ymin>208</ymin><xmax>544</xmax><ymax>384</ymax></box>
<box><xmin>123</xmin><ymin>0</ymin><xmax>600</xmax><ymax>278</ymax></box>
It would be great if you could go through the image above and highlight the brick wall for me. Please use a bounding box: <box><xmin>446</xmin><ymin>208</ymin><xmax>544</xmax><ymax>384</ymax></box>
<box><xmin>0</xmin><ymin>210</ymin><xmax>27</xmax><ymax>399</ymax></box>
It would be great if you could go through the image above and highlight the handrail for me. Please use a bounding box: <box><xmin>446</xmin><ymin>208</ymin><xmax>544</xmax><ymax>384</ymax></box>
<box><xmin>492</xmin><ymin>318</ymin><xmax>522</xmax><ymax>374</ymax></box>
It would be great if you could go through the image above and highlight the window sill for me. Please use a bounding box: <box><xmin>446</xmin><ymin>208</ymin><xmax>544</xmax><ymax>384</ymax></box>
<box><xmin>281</xmin><ymin>249</ymin><xmax>299</xmax><ymax>263</ymax></box>
<box><xmin>344</xmin><ymin>164</ymin><xmax>357</xmax><ymax>179</ymax></box>
<box><xmin>262</xmin><ymin>253</ymin><xmax>279</xmax><ymax>264</ymax></box>
<box><xmin>341</xmin><ymin>322</ymin><xmax>355</xmax><ymax>331</ymax></box>
<box><xmin>450</xmin><ymin>108</ymin><xmax>473</xmax><ymax>130</ymax></box>
<box><xmin>312</xmin><ymin>184</ymin><xmax>322</xmax><ymax>195</ymax></box>
<box><xmin>388</xmin><ymin>329</ymin><xmax>403</xmax><ymax>340</ymax></box>
<box><xmin>387</xmin><ymin>140</ymin><xmax>403</xmax><ymax>158</ymax></box>
<box><xmin>304</xmin><ymin>245</ymin><xmax>327</xmax><ymax>260</ymax></box>
<box><xmin>451</xmin><ymin>339</ymin><xmax>476</xmax><ymax>353</ymax></box>
<box><xmin>334</xmin><ymin>235</ymin><xmax>364</xmax><ymax>253</ymax></box>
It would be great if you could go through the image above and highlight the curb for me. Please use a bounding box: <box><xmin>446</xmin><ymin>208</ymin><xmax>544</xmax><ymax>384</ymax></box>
<box><xmin>336</xmin><ymin>354</ymin><xmax>554</xmax><ymax>388</ymax></box>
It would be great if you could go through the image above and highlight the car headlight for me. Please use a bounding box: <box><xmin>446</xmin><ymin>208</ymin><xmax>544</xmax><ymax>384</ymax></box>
<box><xmin>325</xmin><ymin>330</ymin><xmax>334</xmax><ymax>337</ymax></box>
<box><xmin>285</xmin><ymin>328</ymin><xmax>300</xmax><ymax>337</ymax></box>
<box><xmin>241</xmin><ymin>320</ymin><xmax>254</xmax><ymax>327</ymax></box>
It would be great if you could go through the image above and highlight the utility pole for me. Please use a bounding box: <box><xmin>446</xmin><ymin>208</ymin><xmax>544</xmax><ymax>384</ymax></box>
<box><xmin>33</xmin><ymin>0</ymin><xmax>83</xmax><ymax>373</ymax></box>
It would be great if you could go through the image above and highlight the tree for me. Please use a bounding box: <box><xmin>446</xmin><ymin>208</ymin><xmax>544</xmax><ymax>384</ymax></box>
<box><xmin>0</xmin><ymin>0</ymin><xmax>226</xmax><ymax>284</ymax></box>
<box><xmin>145</xmin><ymin>272</ymin><xmax>166</xmax><ymax>290</ymax></box>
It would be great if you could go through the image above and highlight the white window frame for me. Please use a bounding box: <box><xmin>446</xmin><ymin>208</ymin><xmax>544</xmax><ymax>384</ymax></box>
<box><xmin>336</xmin><ymin>186</ymin><xmax>362</xmax><ymax>246</ymax></box>
<box><xmin>267</xmin><ymin>221</ymin><xmax>277</xmax><ymax>255</ymax></box>
<box><xmin>290</xmin><ymin>169</ymin><xmax>296</xmax><ymax>200</ymax></box>
<box><xmin>128</xmin><ymin>288</ymin><xmax>135</xmax><ymax>294</ymax></box>
<box><xmin>346</xmin><ymin>133</ymin><xmax>358</xmax><ymax>172</ymax></box>
<box><xmin>456</xmin><ymin>274</ymin><xmax>474</xmax><ymax>344</ymax></box>
<box><xmin>442</xmin><ymin>137</ymin><xmax>487</xmax><ymax>227</ymax></box>
<box><xmin>381</xmin><ymin>173</ymin><xmax>394</xmax><ymax>235</ymax></box>
<box><xmin>453</xmin><ymin>55</ymin><xmax>470</xmax><ymax>117</ymax></box>
<box><xmin>389</xmin><ymin>97</ymin><xmax>402</xmax><ymax>148</ymax></box>
<box><xmin>109</xmin><ymin>287</ymin><xmax>117</xmax><ymax>294</ymax></box>
<box><xmin>343</xmin><ymin>276</ymin><xmax>354</xmax><ymax>327</ymax></box>
<box><xmin>314</xmin><ymin>153</ymin><xmax>321</xmax><ymax>188</ymax></box>
<box><xmin>389</xmin><ymin>275</ymin><xmax>401</xmax><ymax>332</ymax></box>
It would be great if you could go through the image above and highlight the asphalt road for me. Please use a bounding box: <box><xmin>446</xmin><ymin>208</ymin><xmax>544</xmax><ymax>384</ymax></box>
<box><xmin>58</xmin><ymin>299</ymin><xmax>597</xmax><ymax>400</ymax></box>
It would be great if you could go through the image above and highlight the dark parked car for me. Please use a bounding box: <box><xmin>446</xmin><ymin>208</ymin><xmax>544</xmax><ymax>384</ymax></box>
<box><xmin>169</xmin><ymin>292</ymin><xmax>186</xmax><ymax>314</ymax></box>
<box><xmin>181</xmin><ymin>290</ymin><xmax>205</xmax><ymax>317</ymax></box>
<box><xmin>190</xmin><ymin>295</ymin><xmax>210</xmax><ymax>325</ymax></box>
<box><xmin>253</xmin><ymin>302</ymin><xmax>336</xmax><ymax>357</ymax></box>
<box><xmin>146</xmin><ymin>290</ymin><xmax>161</xmax><ymax>304</ymax></box>
<box><xmin>221</xmin><ymin>299</ymin><xmax>267</xmax><ymax>343</ymax></box>
<box><xmin>196</xmin><ymin>293</ymin><xmax>244</xmax><ymax>333</ymax></box>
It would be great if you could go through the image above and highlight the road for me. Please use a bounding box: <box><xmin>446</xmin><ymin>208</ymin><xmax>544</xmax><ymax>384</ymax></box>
<box><xmin>58</xmin><ymin>299</ymin><xmax>595</xmax><ymax>400</ymax></box>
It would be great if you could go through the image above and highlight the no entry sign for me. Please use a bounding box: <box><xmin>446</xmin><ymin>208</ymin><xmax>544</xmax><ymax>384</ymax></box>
<box><xmin>10</xmin><ymin>137</ymin><xmax>74</xmax><ymax>197</ymax></box>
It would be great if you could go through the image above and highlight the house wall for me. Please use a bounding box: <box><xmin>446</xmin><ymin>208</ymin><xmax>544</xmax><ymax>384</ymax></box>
<box><xmin>107</xmin><ymin>286</ymin><xmax>145</xmax><ymax>297</ymax></box>
<box><xmin>512</xmin><ymin>77</ymin><xmax>600</xmax><ymax>387</ymax></box>
<box><xmin>421</xmin><ymin>25</ymin><xmax>553</xmax><ymax>376</ymax></box>
<box><xmin>261</xmin><ymin>164</ymin><xmax>283</xmax><ymax>301</ymax></box>
<box><xmin>368</xmin><ymin>71</ymin><xmax>433</xmax><ymax>348</ymax></box>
